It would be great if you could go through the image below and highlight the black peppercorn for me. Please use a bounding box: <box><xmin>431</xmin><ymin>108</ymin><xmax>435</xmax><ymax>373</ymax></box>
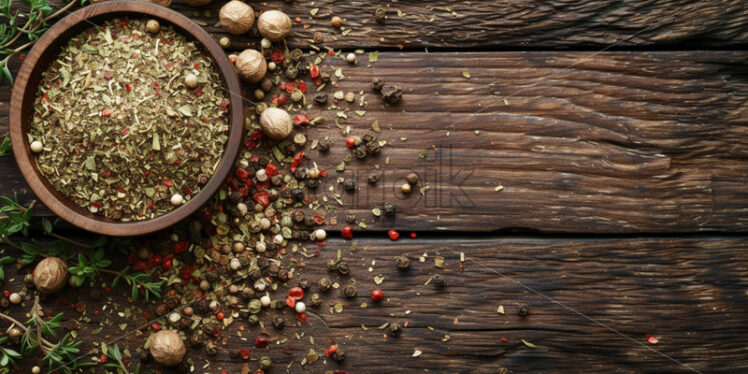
<box><xmin>346</xmin><ymin>214</ymin><xmax>356</xmax><ymax>223</ymax></box>
<box><xmin>291</xmin><ymin>188</ymin><xmax>305</xmax><ymax>202</ymax></box>
<box><xmin>374</xmin><ymin>7</ymin><xmax>386</xmax><ymax>23</ymax></box>
<box><xmin>431</xmin><ymin>274</ymin><xmax>446</xmax><ymax>288</ymax></box>
<box><xmin>368</xmin><ymin>173</ymin><xmax>380</xmax><ymax>185</ymax></box>
<box><xmin>271</xmin><ymin>174</ymin><xmax>284</xmax><ymax>186</ymax></box>
<box><xmin>381</xmin><ymin>84</ymin><xmax>402</xmax><ymax>104</ymax></box>
<box><xmin>272</xmin><ymin>315</ymin><xmax>285</xmax><ymax>328</ymax></box>
<box><xmin>337</xmin><ymin>261</ymin><xmax>350</xmax><ymax>276</ymax></box>
<box><xmin>396</xmin><ymin>255</ymin><xmax>410</xmax><ymax>270</ymax></box>
<box><xmin>229</xmin><ymin>349</ymin><xmax>240</xmax><ymax>359</ymax></box>
<box><xmin>365</xmin><ymin>141</ymin><xmax>381</xmax><ymax>154</ymax></box>
<box><xmin>362</xmin><ymin>133</ymin><xmax>376</xmax><ymax>144</ymax></box>
<box><xmin>298</xmin><ymin>278</ymin><xmax>310</xmax><ymax>289</ymax></box>
<box><xmin>260</xmin><ymin>78</ymin><xmax>273</xmax><ymax>92</ymax></box>
<box><xmin>306</xmin><ymin>178</ymin><xmax>320</xmax><ymax>189</ymax></box>
<box><xmin>317</xmin><ymin>139</ymin><xmax>331</xmax><ymax>152</ymax></box>
<box><xmin>343</xmin><ymin>285</ymin><xmax>357</xmax><ymax>298</ymax></box>
<box><xmin>285</xmin><ymin>66</ymin><xmax>298</xmax><ymax>79</ymax></box>
<box><xmin>257</xmin><ymin>156</ymin><xmax>270</xmax><ymax>167</ymax></box>
<box><xmin>241</xmin><ymin>287</ymin><xmax>256</xmax><ymax>300</ymax></box>
<box><xmin>318</xmin><ymin>277</ymin><xmax>332</xmax><ymax>292</ymax></box>
<box><xmin>371</xmin><ymin>77</ymin><xmax>384</xmax><ymax>92</ymax></box>
<box><xmin>344</xmin><ymin>179</ymin><xmax>357</xmax><ymax>192</ymax></box>
<box><xmin>331</xmin><ymin>349</ymin><xmax>345</xmax><ymax>361</ymax></box>
<box><xmin>353</xmin><ymin>145</ymin><xmax>368</xmax><ymax>159</ymax></box>
<box><xmin>388</xmin><ymin>323</ymin><xmax>401</xmax><ymax>337</ymax></box>
<box><xmin>314</xmin><ymin>92</ymin><xmax>328</xmax><ymax>104</ymax></box>
<box><xmin>518</xmin><ymin>304</ymin><xmax>529</xmax><ymax>317</ymax></box>
<box><xmin>294</xmin><ymin>167</ymin><xmax>307</xmax><ymax>180</ymax></box>
<box><xmin>277</xmin><ymin>268</ymin><xmax>290</xmax><ymax>282</ymax></box>
<box><xmin>383</xmin><ymin>202</ymin><xmax>396</xmax><ymax>217</ymax></box>
<box><xmin>309</xmin><ymin>293</ymin><xmax>322</xmax><ymax>306</ymax></box>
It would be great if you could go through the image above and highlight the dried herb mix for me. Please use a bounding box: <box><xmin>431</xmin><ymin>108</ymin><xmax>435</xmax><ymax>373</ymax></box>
<box><xmin>28</xmin><ymin>18</ymin><xmax>230</xmax><ymax>221</ymax></box>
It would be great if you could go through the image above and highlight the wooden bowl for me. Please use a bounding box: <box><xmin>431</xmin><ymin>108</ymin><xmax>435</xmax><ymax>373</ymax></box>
<box><xmin>9</xmin><ymin>1</ymin><xmax>245</xmax><ymax>236</ymax></box>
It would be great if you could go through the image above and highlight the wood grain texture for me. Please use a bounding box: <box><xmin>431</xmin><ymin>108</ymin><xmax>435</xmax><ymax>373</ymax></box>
<box><xmin>171</xmin><ymin>0</ymin><xmax>748</xmax><ymax>49</ymax></box>
<box><xmin>2</xmin><ymin>51</ymin><xmax>748</xmax><ymax>233</ymax></box>
<box><xmin>3</xmin><ymin>236</ymin><xmax>747</xmax><ymax>373</ymax></box>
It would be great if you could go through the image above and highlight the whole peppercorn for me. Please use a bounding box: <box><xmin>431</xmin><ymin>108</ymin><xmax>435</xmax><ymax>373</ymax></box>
<box><xmin>24</xmin><ymin>273</ymin><xmax>34</xmax><ymax>288</ymax></box>
<box><xmin>149</xmin><ymin>330</ymin><xmax>186</xmax><ymax>367</ymax></box>
<box><xmin>396</xmin><ymin>255</ymin><xmax>410</xmax><ymax>270</ymax></box>
<box><xmin>33</xmin><ymin>257</ymin><xmax>69</xmax><ymax>293</ymax></box>
<box><xmin>285</xmin><ymin>65</ymin><xmax>298</xmax><ymax>79</ymax></box>
<box><xmin>257</xmin><ymin>10</ymin><xmax>292</xmax><ymax>41</ymax></box>
<box><xmin>367</xmin><ymin>173</ymin><xmax>380</xmax><ymax>185</ymax></box>
<box><xmin>365</xmin><ymin>141</ymin><xmax>381</xmax><ymax>154</ymax></box>
<box><xmin>260</xmin><ymin>78</ymin><xmax>274</xmax><ymax>92</ymax></box>
<box><xmin>236</xmin><ymin>49</ymin><xmax>267</xmax><ymax>83</ymax></box>
<box><xmin>343</xmin><ymin>285</ymin><xmax>357</xmax><ymax>298</ymax></box>
<box><xmin>388</xmin><ymin>323</ymin><xmax>401</xmax><ymax>337</ymax></box>
<box><xmin>518</xmin><ymin>304</ymin><xmax>529</xmax><ymax>317</ymax></box>
<box><xmin>381</xmin><ymin>84</ymin><xmax>402</xmax><ymax>104</ymax></box>
<box><xmin>330</xmin><ymin>16</ymin><xmax>343</xmax><ymax>28</ymax></box>
<box><xmin>309</xmin><ymin>293</ymin><xmax>322</xmax><ymax>306</ymax></box>
<box><xmin>219</xmin><ymin>36</ymin><xmax>231</xmax><ymax>48</ymax></box>
<box><xmin>242</xmin><ymin>287</ymin><xmax>256</xmax><ymax>300</ymax></box>
<box><xmin>313</xmin><ymin>32</ymin><xmax>324</xmax><ymax>43</ymax></box>
<box><xmin>184</xmin><ymin>73</ymin><xmax>199</xmax><ymax>89</ymax></box>
<box><xmin>374</xmin><ymin>7</ymin><xmax>386</xmax><ymax>23</ymax></box>
<box><xmin>8</xmin><ymin>327</ymin><xmax>23</xmax><ymax>342</ymax></box>
<box><xmin>219</xmin><ymin>1</ymin><xmax>255</xmax><ymax>35</ymax></box>
<box><xmin>343</xmin><ymin>179</ymin><xmax>356</xmax><ymax>192</ymax></box>
<box><xmin>317</xmin><ymin>139</ymin><xmax>331</xmax><ymax>152</ymax></box>
<box><xmin>336</xmin><ymin>261</ymin><xmax>350</xmax><ymax>276</ymax></box>
<box><xmin>205</xmin><ymin>341</ymin><xmax>218</xmax><ymax>356</ymax></box>
<box><xmin>401</xmin><ymin>182</ymin><xmax>412</xmax><ymax>194</ymax></box>
<box><xmin>407</xmin><ymin>173</ymin><xmax>419</xmax><ymax>185</ymax></box>
<box><xmin>383</xmin><ymin>202</ymin><xmax>396</xmax><ymax>217</ymax></box>
<box><xmin>145</xmin><ymin>19</ymin><xmax>160</xmax><ymax>33</ymax></box>
<box><xmin>298</xmin><ymin>278</ymin><xmax>310</xmax><ymax>289</ymax></box>
<box><xmin>260</xmin><ymin>356</ymin><xmax>272</xmax><ymax>370</ymax></box>
<box><xmin>313</xmin><ymin>92</ymin><xmax>328</xmax><ymax>104</ymax></box>
<box><xmin>431</xmin><ymin>274</ymin><xmax>446</xmax><ymax>288</ymax></box>
<box><xmin>306</xmin><ymin>178</ymin><xmax>320</xmax><ymax>190</ymax></box>
<box><xmin>331</xmin><ymin>349</ymin><xmax>345</xmax><ymax>361</ymax></box>
<box><xmin>182</xmin><ymin>306</ymin><xmax>194</xmax><ymax>317</ymax></box>
<box><xmin>353</xmin><ymin>145</ymin><xmax>368</xmax><ymax>159</ymax></box>
<box><xmin>371</xmin><ymin>289</ymin><xmax>384</xmax><ymax>302</ymax></box>
<box><xmin>371</xmin><ymin>77</ymin><xmax>384</xmax><ymax>92</ymax></box>
<box><xmin>260</xmin><ymin>108</ymin><xmax>293</xmax><ymax>140</ymax></box>
<box><xmin>8</xmin><ymin>292</ymin><xmax>21</xmax><ymax>304</ymax></box>
<box><xmin>272</xmin><ymin>315</ymin><xmax>285</xmax><ymax>328</ymax></box>
<box><xmin>318</xmin><ymin>277</ymin><xmax>332</xmax><ymax>292</ymax></box>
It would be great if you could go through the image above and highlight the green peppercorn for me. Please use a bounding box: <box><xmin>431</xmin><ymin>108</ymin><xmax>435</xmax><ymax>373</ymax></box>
<box><xmin>260</xmin><ymin>356</ymin><xmax>272</xmax><ymax>370</ymax></box>
<box><xmin>248</xmin><ymin>314</ymin><xmax>259</xmax><ymax>325</ymax></box>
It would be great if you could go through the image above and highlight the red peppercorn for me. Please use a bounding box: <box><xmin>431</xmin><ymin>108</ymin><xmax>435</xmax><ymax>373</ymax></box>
<box><xmin>371</xmin><ymin>289</ymin><xmax>383</xmax><ymax>302</ymax></box>
<box><xmin>101</xmin><ymin>109</ymin><xmax>112</xmax><ymax>117</ymax></box>
<box><xmin>255</xmin><ymin>335</ymin><xmax>270</xmax><ymax>348</ymax></box>
<box><xmin>325</xmin><ymin>344</ymin><xmax>338</xmax><ymax>357</ymax></box>
<box><xmin>345</xmin><ymin>137</ymin><xmax>355</xmax><ymax>148</ymax></box>
<box><xmin>388</xmin><ymin>230</ymin><xmax>400</xmax><ymax>241</ymax></box>
<box><xmin>341</xmin><ymin>226</ymin><xmax>353</xmax><ymax>239</ymax></box>
<box><xmin>310</xmin><ymin>65</ymin><xmax>320</xmax><ymax>78</ymax></box>
<box><xmin>293</xmin><ymin>114</ymin><xmax>310</xmax><ymax>126</ymax></box>
<box><xmin>216</xmin><ymin>312</ymin><xmax>224</xmax><ymax>320</ymax></box>
<box><xmin>410</xmin><ymin>232</ymin><xmax>417</xmax><ymax>239</ymax></box>
<box><xmin>288</xmin><ymin>287</ymin><xmax>305</xmax><ymax>300</ymax></box>
<box><xmin>239</xmin><ymin>348</ymin><xmax>250</xmax><ymax>360</ymax></box>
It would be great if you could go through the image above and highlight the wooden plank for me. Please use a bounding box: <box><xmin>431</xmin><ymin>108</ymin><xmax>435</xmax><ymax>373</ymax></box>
<box><xmin>2</xmin><ymin>51</ymin><xmax>748</xmax><ymax>233</ymax></box>
<box><xmin>14</xmin><ymin>0</ymin><xmax>748</xmax><ymax>50</ymax></box>
<box><xmin>3</xmin><ymin>236</ymin><xmax>747</xmax><ymax>372</ymax></box>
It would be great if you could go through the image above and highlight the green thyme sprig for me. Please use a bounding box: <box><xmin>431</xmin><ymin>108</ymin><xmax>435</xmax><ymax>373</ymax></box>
<box><xmin>0</xmin><ymin>137</ymin><xmax>10</xmax><ymax>157</ymax></box>
<box><xmin>0</xmin><ymin>0</ymin><xmax>80</xmax><ymax>85</ymax></box>
<box><xmin>103</xmin><ymin>343</ymin><xmax>139</xmax><ymax>374</ymax></box>
<box><xmin>0</xmin><ymin>297</ymin><xmax>96</xmax><ymax>374</ymax></box>
<box><xmin>0</xmin><ymin>194</ymin><xmax>164</xmax><ymax>301</ymax></box>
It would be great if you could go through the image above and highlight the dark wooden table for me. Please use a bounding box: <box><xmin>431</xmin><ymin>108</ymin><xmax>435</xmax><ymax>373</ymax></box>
<box><xmin>1</xmin><ymin>1</ymin><xmax>747</xmax><ymax>373</ymax></box>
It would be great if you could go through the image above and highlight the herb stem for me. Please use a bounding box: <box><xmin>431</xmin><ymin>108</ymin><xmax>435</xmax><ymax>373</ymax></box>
<box><xmin>0</xmin><ymin>311</ymin><xmax>56</xmax><ymax>350</ymax></box>
<box><xmin>43</xmin><ymin>0</ymin><xmax>78</xmax><ymax>23</ymax></box>
<box><xmin>46</xmin><ymin>232</ymin><xmax>95</xmax><ymax>250</ymax></box>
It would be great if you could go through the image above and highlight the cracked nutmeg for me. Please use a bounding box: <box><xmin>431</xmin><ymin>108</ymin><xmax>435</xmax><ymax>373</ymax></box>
<box><xmin>149</xmin><ymin>330</ymin><xmax>186</xmax><ymax>367</ymax></box>
<box><xmin>33</xmin><ymin>257</ymin><xmax>69</xmax><ymax>293</ymax></box>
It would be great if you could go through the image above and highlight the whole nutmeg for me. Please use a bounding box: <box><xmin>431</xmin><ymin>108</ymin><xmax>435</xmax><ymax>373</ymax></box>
<box><xmin>257</xmin><ymin>10</ymin><xmax>292</xmax><ymax>41</ymax></box>
<box><xmin>184</xmin><ymin>0</ymin><xmax>212</xmax><ymax>6</ymax></box>
<box><xmin>149</xmin><ymin>330</ymin><xmax>186</xmax><ymax>367</ymax></box>
<box><xmin>33</xmin><ymin>257</ymin><xmax>69</xmax><ymax>293</ymax></box>
<box><xmin>219</xmin><ymin>0</ymin><xmax>255</xmax><ymax>35</ymax></box>
<box><xmin>260</xmin><ymin>108</ymin><xmax>293</xmax><ymax>140</ymax></box>
<box><xmin>235</xmin><ymin>49</ymin><xmax>267</xmax><ymax>83</ymax></box>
